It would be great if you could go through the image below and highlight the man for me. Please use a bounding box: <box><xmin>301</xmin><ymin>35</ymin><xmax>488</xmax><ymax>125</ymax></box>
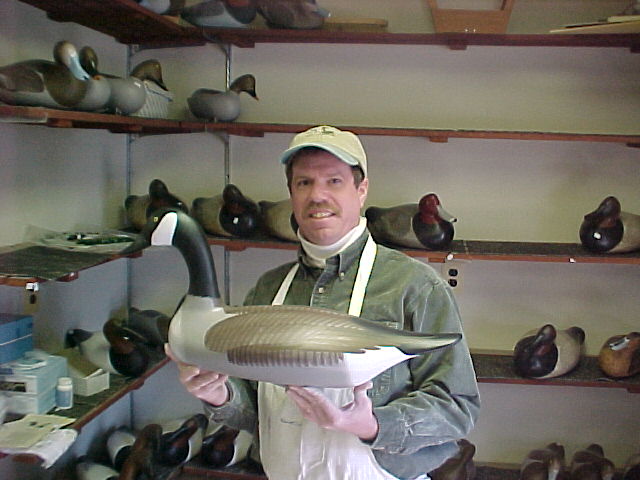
<box><xmin>167</xmin><ymin>125</ymin><xmax>480</xmax><ymax>479</ymax></box>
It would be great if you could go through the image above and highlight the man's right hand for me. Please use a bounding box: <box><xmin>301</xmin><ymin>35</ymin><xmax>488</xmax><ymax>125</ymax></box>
<box><xmin>165</xmin><ymin>344</ymin><xmax>230</xmax><ymax>406</ymax></box>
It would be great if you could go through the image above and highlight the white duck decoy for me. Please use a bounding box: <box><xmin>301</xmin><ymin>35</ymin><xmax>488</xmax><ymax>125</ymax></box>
<box><xmin>187</xmin><ymin>74</ymin><xmax>258</xmax><ymax>122</ymax></box>
<box><xmin>122</xmin><ymin>208</ymin><xmax>461</xmax><ymax>388</ymax></box>
<box><xmin>580</xmin><ymin>196</ymin><xmax>640</xmax><ymax>254</ymax></box>
<box><xmin>0</xmin><ymin>40</ymin><xmax>110</xmax><ymax>111</ymax></box>
<box><xmin>79</xmin><ymin>46</ymin><xmax>147</xmax><ymax>115</ymax></box>
<box><xmin>181</xmin><ymin>0</ymin><xmax>258</xmax><ymax>28</ymax></box>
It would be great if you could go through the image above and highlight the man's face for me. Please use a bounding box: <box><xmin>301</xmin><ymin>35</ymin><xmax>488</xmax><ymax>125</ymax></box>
<box><xmin>289</xmin><ymin>150</ymin><xmax>368</xmax><ymax>246</ymax></box>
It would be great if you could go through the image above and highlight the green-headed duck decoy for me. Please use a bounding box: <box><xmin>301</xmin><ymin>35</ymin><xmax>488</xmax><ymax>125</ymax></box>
<box><xmin>0</xmin><ymin>40</ymin><xmax>110</xmax><ymax>111</ymax></box>
<box><xmin>121</xmin><ymin>208</ymin><xmax>461</xmax><ymax>387</ymax></box>
<box><xmin>192</xmin><ymin>184</ymin><xmax>260</xmax><ymax>238</ymax></box>
<box><xmin>187</xmin><ymin>73</ymin><xmax>258</xmax><ymax>122</ymax></box>
<box><xmin>75</xmin><ymin>459</ymin><xmax>119</xmax><ymax>480</ymax></box>
<box><xmin>125</xmin><ymin>307</ymin><xmax>171</xmax><ymax>351</ymax></box>
<box><xmin>513</xmin><ymin>324</ymin><xmax>585</xmax><ymax>379</ymax></box>
<box><xmin>79</xmin><ymin>46</ymin><xmax>146</xmax><ymax>115</ymax></box>
<box><xmin>519</xmin><ymin>443</ymin><xmax>565</xmax><ymax>480</ymax></box>
<box><xmin>258</xmin><ymin>198</ymin><xmax>299</xmax><ymax>242</ymax></box>
<box><xmin>569</xmin><ymin>444</ymin><xmax>615</xmax><ymax>480</ymax></box>
<box><xmin>181</xmin><ymin>0</ymin><xmax>257</xmax><ymax>28</ymax></box>
<box><xmin>430</xmin><ymin>438</ymin><xmax>476</xmax><ymax>480</ymax></box>
<box><xmin>256</xmin><ymin>0</ymin><xmax>329</xmax><ymax>29</ymax></box>
<box><xmin>66</xmin><ymin>317</ymin><xmax>150</xmax><ymax>377</ymax></box>
<box><xmin>623</xmin><ymin>450</ymin><xmax>640</xmax><ymax>480</ymax></box>
<box><xmin>200</xmin><ymin>424</ymin><xmax>253</xmax><ymax>468</ymax></box>
<box><xmin>598</xmin><ymin>331</ymin><xmax>640</xmax><ymax>378</ymax></box>
<box><xmin>125</xmin><ymin>178</ymin><xmax>188</xmax><ymax>231</ymax></box>
<box><xmin>580</xmin><ymin>196</ymin><xmax>640</xmax><ymax>254</ymax></box>
<box><xmin>366</xmin><ymin>193</ymin><xmax>457</xmax><ymax>250</ymax></box>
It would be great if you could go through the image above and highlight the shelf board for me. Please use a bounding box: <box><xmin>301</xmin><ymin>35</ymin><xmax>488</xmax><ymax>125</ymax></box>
<box><xmin>207</xmin><ymin>236</ymin><xmax>640</xmax><ymax>265</ymax></box>
<box><xmin>472</xmin><ymin>351</ymin><xmax>640</xmax><ymax>393</ymax></box>
<box><xmin>15</xmin><ymin>0</ymin><xmax>640</xmax><ymax>51</ymax></box>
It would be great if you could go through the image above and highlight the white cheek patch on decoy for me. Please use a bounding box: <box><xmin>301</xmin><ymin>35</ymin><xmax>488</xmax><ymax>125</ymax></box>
<box><xmin>151</xmin><ymin>212</ymin><xmax>178</xmax><ymax>246</ymax></box>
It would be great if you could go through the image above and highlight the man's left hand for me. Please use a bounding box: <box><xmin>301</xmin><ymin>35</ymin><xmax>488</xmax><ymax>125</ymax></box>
<box><xmin>285</xmin><ymin>382</ymin><xmax>379</xmax><ymax>441</ymax></box>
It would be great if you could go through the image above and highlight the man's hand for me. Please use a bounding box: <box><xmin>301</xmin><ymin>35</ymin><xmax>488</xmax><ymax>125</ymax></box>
<box><xmin>285</xmin><ymin>382</ymin><xmax>379</xmax><ymax>441</ymax></box>
<box><xmin>165</xmin><ymin>344</ymin><xmax>230</xmax><ymax>407</ymax></box>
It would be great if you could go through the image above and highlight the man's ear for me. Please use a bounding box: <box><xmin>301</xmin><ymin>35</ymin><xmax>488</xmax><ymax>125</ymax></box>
<box><xmin>358</xmin><ymin>178</ymin><xmax>369</xmax><ymax>207</ymax></box>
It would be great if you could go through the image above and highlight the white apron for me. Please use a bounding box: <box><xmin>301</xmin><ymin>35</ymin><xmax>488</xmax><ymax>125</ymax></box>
<box><xmin>257</xmin><ymin>236</ymin><xmax>398</xmax><ymax>480</ymax></box>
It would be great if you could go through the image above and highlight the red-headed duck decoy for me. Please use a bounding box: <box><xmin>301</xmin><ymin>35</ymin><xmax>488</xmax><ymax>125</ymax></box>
<box><xmin>200</xmin><ymin>423</ymin><xmax>253</xmax><ymax>468</ymax></box>
<box><xmin>192</xmin><ymin>184</ymin><xmax>260</xmax><ymax>238</ymax></box>
<box><xmin>513</xmin><ymin>324</ymin><xmax>585</xmax><ymax>379</ymax></box>
<box><xmin>519</xmin><ymin>442</ymin><xmax>565</xmax><ymax>480</ymax></box>
<box><xmin>580</xmin><ymin>196</ymin><xmax>640</xmax><ymax>254</ymax></box>
<box><xmin>569</xmin><ymin>444</ymin><xmax>615</xmax><ymax>480</ymax></box>
<box><xmin>181</xmin><ymin>0</ymin><xmax>257</xmax><ymax>27</ymax></box>
<box><xmin>75</xmin><ymin>459</ymin><xmax>119</xmax><ymax>480</ymax></box>
<box><xmin>623</xmin><ymin>450</ymin><xmax>640</xmax><ymax>480</ymax></box>
<box><xmin>187</xmin><ymin>73</ymin><xmax>258</xmax><ymax>122</ymax></box>
<box><xmin>257</xmin><ymin>0</ymin><xmax>330</xmax><ymax>29</ymax></box>
<box><xmin>0</xmin><ymin>40</ymin><xmax>110</xmax><ymax>111</ymax></box>
<box><xmin>79</xmin><ymin>46</ymin><xmax>146</xmax><ymax>115</ymax></box>
<box><xmin>430</xmin><ymin>438</ymin><xmax>476</xmax><ymax>480</ymax></box>
<box><xmin>66</xmin><ymin>317</ymin><xmax>150</xmax><ymax>377</ymax></box>
<box><xmin>366</xmin><ymin>193</ymin><xmax>456</xmax><ymax>250</ymax></box>
<box><xmin>258</xmin><ymin>198</ymin><xmax>299</xmax><ymax>242</ymax></box>
<box><xmin>121</xmin><ymin>208</ymin><xmax>461</xmax><ymax>387</ymax></box>
<box><xmin>125</xmin><ymin>178</ymin><xmax>188</xmax><ymax>231</ymax></box>
<box><xmin>598</xmin><ymin>331</ymin><xmax>640</xmax><ymax>378</ymax></box>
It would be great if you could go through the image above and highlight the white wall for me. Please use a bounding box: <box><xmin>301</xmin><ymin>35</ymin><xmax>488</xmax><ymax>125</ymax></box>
<box><xmin>1</xmin><ymin>0</ymin><xmax>639</xmax><ymax>476</ymax></box>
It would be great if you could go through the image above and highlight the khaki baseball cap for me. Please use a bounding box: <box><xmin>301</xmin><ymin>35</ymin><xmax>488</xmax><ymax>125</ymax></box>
<box><xmin>280</xmin><ymin>125</ymin><xmax>367</xmax><ymax>177</ymax></box>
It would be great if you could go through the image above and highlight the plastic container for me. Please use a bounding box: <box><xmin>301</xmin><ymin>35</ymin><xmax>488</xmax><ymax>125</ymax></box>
<box><xmin>56</xmin><ymin>377</ymin><xmax>73</xmax><ymax>409</ymax></box>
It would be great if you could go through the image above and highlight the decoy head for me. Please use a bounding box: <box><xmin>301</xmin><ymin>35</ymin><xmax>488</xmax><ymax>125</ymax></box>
<box><xmin>146</xmin><ymin>178</ymin><xmax>189</xmax><ymax>219</ymax></box>
<box><xmin>131</xmin><ymin>59</ymin><xmax>168</xmax><ymax>91</ymax></box>
<box><xmin>219</xmin><ymin>183</ymin><xmax>260</xmax><ymax>237</ymax></box>
<box><xmin>229</xmin><ymin>74</ymin><xmax>258</xmax><ymax>99</ymax></box>
<box><xmin>201</xmin><ymin>425</ymin><xmax>244</xmax><ymax>468</ymax></box>
<box><xmin>418</xmin><ymin>193</ymin><xmax>457</xmax><ymax>224</ymax></box>
<box><xmin>103</xmin><ymin>317</ymin><xmax>150</xmax><ymax>377</ymax></box>
<box><xmin>160</xmin><ymin>414</ymin><xmax>208</xmax><ymax>466</ymax></box>
<box><xmin>513</xmin><ymin>324</ymin><xmax>558</xmax><ymax>378</ymax></box>
<box><xmin>78</xmin><ymin>45</ymin><xmax>100</xmax><ymax>77</ymax></box>
<box><xmin>54</xmin><ymin>41</ymin><xmax>91</xmax><ymax>81</ymax></box>
<box><xmin>579</xmin><ymin>196</ymin><xmax>624</xmax><ymax>253</ymax></box>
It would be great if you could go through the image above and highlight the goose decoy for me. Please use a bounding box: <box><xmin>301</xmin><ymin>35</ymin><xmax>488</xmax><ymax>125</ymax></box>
<box><xmin>366</xmin><ymin>193</ymin><xmax>456</xmax><ymax>250</ymax></box>
<box><xmin>187</xmin><ymin>74</ymin><xmax>258</xmax><ymax>122</ymax></box>
<box><xmin>569</xmin><ymin>444</ymin><xmax>615</xmax><ymax>480</ymax></box>
<box><xmin>258</xmin><ymin>198</ymin><xmax>299</xmax><ymax>242</ymax></box>
<box><xmin>121</xmin><ymin>208</ymin><xmax>461</xmax><ymax>388</ymax></box>
<box><xmin>519</xmin><ymin>442</ymin><xmax>565</xmax><ymax>480</ymax></box>
<box><xmin>125</xmin><ymin>178</ymin><xmax>188</xmax><ymax>231</ymax></box>
<box><xmin>75</xmin><ymin>459</ymin><xmax>119</xmax><ymax>480</ymax></box>
<box><xmin>200</xmin><ymin>423</ymin><xmax>253</xmax><ymax>468</ymax></box>
<box><xmin>580</xmin><ymin>196</ymin><xmax>640</xmax><ymax>254</ymax></box>
<box><xmin>79</xmin><ymin>46</ymin><xmax>146</xmax><ymax>115</ymax></box>
<box><xmin>125</xmin><ymin>307</ymin><xmax>171</xmax><ymax>350</ymax></box>
<box><xmin>256</xmin><ymin>0</ymin><xmax>330</xmax><ymax>29</ymax></box>
<box><xmin>430</xmin><ymin>438</ymin><xmax>476</xmax><ymax>480</ymax></box>
<box><xmin>513</xmin><ymin>324</ymin><xmax>585</xmax><ymax>379</ymax></box>
<box><xmin>0</xmin><ymin>40</ymin><xmax>110</xmax><ymax>111</ymax></box>
<box><xmin>107</xmin><ymin>426</ymin><xmax>137</xmax><ymax>471</ymax></box>
<box><xmin>66</xmin><ymin>317</ymin><xmax>150</xmax><ymax>377</ymax></box>
<box><xmin>180</xmin><ymin>0</ymin><xmax>258</xmax><ymax>28</ymax></box>
<box><xmin>192</xmin><ymin>184</ymin><xmax>260</xmax><ymax>238</ymax></box>
<box><xmin>598</xmin><ymin>331</ymin><xmax>640</xmax><ymax>378</ymax></box>
<box><xmin>623</xmin><ymin>450</ymin><xmax>640</xmax><ymax>480</ymax></box>
<box><xmin>159</xmin><ymin>414</ymin><xmax>209</xmax><ymax>466</ymax></box>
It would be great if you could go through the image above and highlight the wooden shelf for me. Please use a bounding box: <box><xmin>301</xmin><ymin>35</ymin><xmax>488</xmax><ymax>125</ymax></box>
<box><xmin>207</xmin><ymin>235</ymin><xmax>640</xmax><ymax>265</ymax></box>
<box><xmin>15</xmin><ymin>0</ymin><xmax>640</xmax><ymax>51</ymax></box>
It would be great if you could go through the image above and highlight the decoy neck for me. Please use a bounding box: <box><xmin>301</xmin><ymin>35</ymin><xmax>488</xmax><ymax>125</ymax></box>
<box><xmin>122</xmin><ymin>208</ymin><xmax>222</xmax><ymax>302</ymax></box>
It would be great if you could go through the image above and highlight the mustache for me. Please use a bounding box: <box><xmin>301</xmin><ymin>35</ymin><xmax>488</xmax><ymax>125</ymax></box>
<box><xmin>304</xmin><ymin>202</ymin><xmax>339</xmax><ymax>216</ymax></box>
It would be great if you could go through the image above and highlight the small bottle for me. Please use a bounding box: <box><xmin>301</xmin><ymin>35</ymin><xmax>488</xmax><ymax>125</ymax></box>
<box><xmin>56</xmin><ymin>377</ymin><xmax>74</xmax><ymax>409</ymax></box>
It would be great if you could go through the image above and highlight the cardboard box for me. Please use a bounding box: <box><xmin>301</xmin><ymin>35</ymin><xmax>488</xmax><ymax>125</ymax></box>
<box><xmin>0</xmin><ymin>351</ymin><xmax>68</xmax><ymax>395</ymax></box>
<box><xmin>57</xmin><ymin>347</ymin><xmax>110</xmax><ymax>396</ymax></box>
<box><xmin>0</xmin><ymin>314</ymin><xmax>33</xmax><ymax>364</ymax></box>
<box><xmin>3</xmin><ymin>388</ymin><xmax>56</xmax><ymax>415</ymax></box>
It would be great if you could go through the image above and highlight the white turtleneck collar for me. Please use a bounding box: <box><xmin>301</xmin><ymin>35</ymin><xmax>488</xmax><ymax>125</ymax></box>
<box><xmin>298</xmin><ymin>217</ymin><xmax>368</xmax><ymax>268</ymax></box>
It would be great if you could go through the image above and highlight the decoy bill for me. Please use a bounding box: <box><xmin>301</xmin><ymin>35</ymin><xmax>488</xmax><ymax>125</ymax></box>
<box><xmin>122</xmin><ymin>208</ymin><xmax>462</xmax><ymax>388</ymax></box>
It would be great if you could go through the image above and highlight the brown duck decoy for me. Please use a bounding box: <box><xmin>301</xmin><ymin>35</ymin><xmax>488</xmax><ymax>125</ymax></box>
<box><xmin>623</xmin><ymin>450</ymin><xmax>640</xmax><ymax>480</ymax></box>
<box><xmin>119</xmin><ymin>424</ymin><xmax>163</xmax><ymax>480</ymax></box>
<box><xmin>258</xmin><ymin>198</ymin><xmax>299</xmax><ymax>242</ymax></box>
<box><xmin>256</xmin><ymin>0</ymin><xmax>329</xmax><ymax>29</ymax></box>
<box><xmin>192</xmin><ymin>184</ymin><xmax>260</xmax><ymax>238</ymax></box>
<box><xmin>519</xmin><ymin>442</ymin><xmax>565</xmax><ymax>480</ymax></box>
<box><xmin>366</xmin><ymin>193</ymin><xmax>456</xmax><ymax>250</ymax></box>
<box><xmin>200</xmin><ymin>424</ymin><xmax>253</xmax><ymax>468</ymax></box>
<box><xmin>125</xmin><ymin>179</ymin><xmax>188</xmax><ymax>231</ymax></box>
<box><xmin>430</xmin><ymin>438</ymin><xmax>476</xmax><ymax>480</ymax></box>
<box><xmin>188</xmin><ymin>74</ymin><xmax>258</xmax><ymax>122</ymax></box>
<box><xmin>598</xmin><ymin>331</ymin><xmax>640</xmax><ymax>378</ymax></box>
<box><xmin>513</xmin><ymin>324</ymin><xmax>585</xmax><ymax>379</ymax></box>
<box><xmin>160</xmin><ymin>414</ymin><xmax>209</xmax><ymax>466</ymax></box>
<box><xmin>580</xmin><ymin>196</ymin><xmax>640</xmax><ymax>254</ymax></box>
<box><xmin>569</xmin><ymin>444</ymin><xmax>615</xmax><ymax>480</ymax></box>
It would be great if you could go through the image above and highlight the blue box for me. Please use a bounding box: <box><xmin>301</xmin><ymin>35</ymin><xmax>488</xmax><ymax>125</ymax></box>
<box><xmin>0</xmin><ymin>350</ymin><xmax>67</xmax><ymax>395</ymax></box>
<box><xmin>0</xmin><ymin>314</ymin><xmax>33</xmax><ymax>364</ymax></box>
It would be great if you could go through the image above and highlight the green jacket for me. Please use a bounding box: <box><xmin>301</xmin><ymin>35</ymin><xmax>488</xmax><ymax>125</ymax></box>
<box><xmin>205</xmin><ymin>231</ymin><xmax>480</xmax><ymax>479</ymax></box>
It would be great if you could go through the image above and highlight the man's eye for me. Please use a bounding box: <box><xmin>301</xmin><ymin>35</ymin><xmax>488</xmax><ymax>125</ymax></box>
<box><xmin>329</xmin><ymin>178</ymin><xmax>342</xmax><ymax>185</ymax></box>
